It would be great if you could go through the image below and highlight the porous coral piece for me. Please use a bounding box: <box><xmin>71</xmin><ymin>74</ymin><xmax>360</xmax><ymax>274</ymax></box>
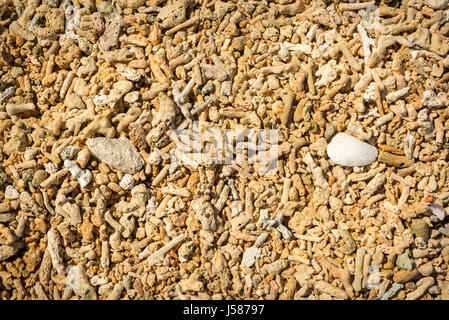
<box><xmin>87</xmin><ymin>137</ymin><xmax>144</xmax><ymax>174</ymax></box>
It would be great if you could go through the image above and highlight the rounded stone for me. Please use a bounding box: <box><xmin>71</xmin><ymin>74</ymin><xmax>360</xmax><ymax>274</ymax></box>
<box><xmin>326</xmin><ymin>133</ymin><xmax>378</xmax><ymax>167</ymax></box>
<box><xmin>418</xmin><ymin>262</ymin><xmax>434</xmax><ymax>277</ymax></box>
<box><xmin>32</xmin><ymin>170</ymin><xmax>48</xmax><ymax>187</ymax></box>
<box><xmin>61</xmin><ymin>145</ymin><xmax>81</xmax><ymax>161</ymax></box>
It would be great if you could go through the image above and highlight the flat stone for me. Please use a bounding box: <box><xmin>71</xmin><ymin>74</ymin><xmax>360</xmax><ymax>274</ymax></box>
<box><xmin>326</xmin><ymin>133</ymin><xmax>378</xmax><ymax>167</ymax></box>
<box><xmin>87</xmin><ymin>137</ymin><xmax>144</xmax><ymax>174</ymax></box>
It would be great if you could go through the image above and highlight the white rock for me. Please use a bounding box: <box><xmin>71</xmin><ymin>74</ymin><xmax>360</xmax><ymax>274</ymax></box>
<box><xmin>363</xmin><ymin>82</ymin><xmax>377</xmax><ymax>103</ymax></box>
<box><xmin>117</xmin><ymin>65</ymin><xmax>143</xmax><ymax>82</ymax></box>
<box><xmin>64</xmin><ymin>160</ymin><xmax>92</xmax><ymax>188</ymax></box>
<box><xmin>93</xmin><ymin>94</ymin><xmax>109</xmax><ymax>107</ymax></box>
<box><xmin>44</xmin><ymin>162</ymin><xmax>58</xmax><ymax>174</ymax></box>
<box><xmin>119</xmin><ymin>174</ymin><xmax>135</xmax><ymax>190</ymax></box>
<box><xmin>65</xmin><ymin>159</ymin><xmax>83</xmax><ymax>178</ymax></box>
<box><xmin>147</xmin><ymin>149</ymin><xmax>162</xmax><ymax>166</ymax></box>
<box><xmin>421</xmin><ymin>90</ymin><xmax>443</xmax><ymax>108</ymax></box>
<box><xmin>24</xmin><ymin>149</ymin><xmax>37</xmax><ymax>161</ymax></box>
<box><xmin>65</xmin><ymin>264</ymin><xmax>97</xmax><ymax>299</ymax></box>
<box><xmin>5</xmin><ymin>185</ymin><xmax>20</xmax><ymax>200</ymax></box>
<box><xmin>241</xmin><ymin>247</ymin><xmax>261</xmax><ymax>268</ymax></box>
<box><xmin>427</xmin><ymin>203</ymin><xmax>447</xmax><ymax>220</ymax></box>
<box><xmin>78</xmin><ymin>170</ymin><xmax>92</xmax><ymax>188</ymax></box>
<box><xmin>124</xmin><ymin>91</ymin><xmax>140</xmax><ymax>104</ymax></box>
<box><xmin>327</xmin><ymin>133</ymin><xmax>378</xmax><ymax>167</ymax></box>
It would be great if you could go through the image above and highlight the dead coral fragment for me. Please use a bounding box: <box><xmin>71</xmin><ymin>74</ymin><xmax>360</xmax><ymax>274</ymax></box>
<box><xmin>5</xmin><ymin>103</ymin><xmax>36</xmax><ymax>116</ymax></box>
<box><xmin>378</xmin><ymin>151</ymin><xmax>413</xmax><ymax>167</ymax></box>
<box><xmin>190</xmin><ymin>197</ymin><xmax>217</xmax><ymax>232</ymax></box>
<box><xmin>87</xmin><ymin>137</ymin><xmax>144</xmax><ymax>174</ymax></box>
<box><xmin>277</xmin><ymin>0</ymin><xmax>305</xmax><ymax>15</ymax></box>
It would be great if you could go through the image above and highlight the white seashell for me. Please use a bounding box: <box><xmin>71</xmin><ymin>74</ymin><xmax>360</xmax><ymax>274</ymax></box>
<box><xmin>327</xmin><ymin>133</ymin><xmax>378</xmax><ymax>167</ymax></box>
